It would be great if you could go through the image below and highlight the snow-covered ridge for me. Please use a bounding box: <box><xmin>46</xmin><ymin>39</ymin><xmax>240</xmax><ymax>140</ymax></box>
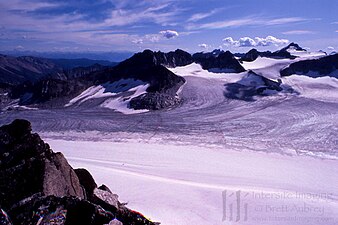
<box><xmin>65</xmin><ymin>79</ymin><xmax>150</xmax><ymax>114</ymax></box>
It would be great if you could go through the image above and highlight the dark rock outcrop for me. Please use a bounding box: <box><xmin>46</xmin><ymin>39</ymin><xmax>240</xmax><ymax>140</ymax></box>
<box><xmin>280</xmin><ymin>54</ymin><xmax>338</xmax><ymax>78</ymax></box>
<box><xmin>0</xmin><ymin>119</ymin><xmax>85</xmax><ymax>210</ymax></box>
<box><xmin>75</xmin><ymin>168</ymin><xmax>98</xmax><ymax>198</ymax></box>
<box><xmin>193</xmin><ymin>51</ymin><xmax>245</xmax><ymax>73</ymax></box>
<box><xmin>0</xmin><ymin>119</ymin><xmax>158</xmax><ymax>225</ymax></box>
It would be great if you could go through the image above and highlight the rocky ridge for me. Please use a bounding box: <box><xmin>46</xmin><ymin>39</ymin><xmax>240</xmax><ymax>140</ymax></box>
<box><xmin>0</xmin><ymin>119</ymin><xmax>158</xmax><ymax>225</ymax></box>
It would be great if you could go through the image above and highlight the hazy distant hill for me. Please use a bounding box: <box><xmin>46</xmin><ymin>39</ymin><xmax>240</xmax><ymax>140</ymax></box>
<box><xmin>0</xmin><ymin>54</ymin><xmax>117</xmax><ymax>85</ymax></box>
<box><xmin>50</xmin><ymin>58</ymin><xmax>117</xmax><ymax>69</ymax></box>
<box><xmin>0</xmin><ymin>50</ymin><xmax>133</xmax><ymax>62</ymax></box>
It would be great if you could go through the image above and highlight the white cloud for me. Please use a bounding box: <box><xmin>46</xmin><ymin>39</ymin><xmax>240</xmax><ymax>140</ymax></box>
<box><xmin>130</xmin><ymin>30</ymin><xmax>179</xmax><ymax>45</ymax></box>
<box><xmin>14</xmin><ymin>45</ymin><xmax>24</xmax><ymax>50</ymax></box>
<box><xmin>198</xmin><ymin>43</ymin><xmax>208</xmax><ymax>49</ymax></box>
<box><xmin>132</xmin><ymin>39</ymin><xmax>143</xmax><ymax>44</ymax></box>
<box><xmin>187</xmin><ymin>9</ymin><xmax>219</xmax><ymax>22</ymax></box>
<box><xmin>196</xmin><ymin>18</ymin><xmax>257</xmax><ymax>30</ymax></box>
<box><xmin>282</xmin><ymin>30</ymin><xmax>314</xmax><ymax>35</ymax></box>
<box><xmin>159</xmin><ymin>30</ymin><xmax>179</xmax><ymax>39</ymax></box>
<box><xmin>327</xmin><ymin>46</ymin><xmax>335</xmax><ymax>50</ymax></box>
<box><xmin>254</xmin><ymin>36</ymin><xmax>289</xmax><ymax>46</ymax></box>
<box><xmin>145</xmin><ymin>34</ymin><xmax>161</xmax><ymax>42</ymax></box>
<box><xmin>223</xmin><ymin>37</ymin><xmax>237</xmax><ymax>46</ymax></box>
<box><xmin>187</xmin><ymin>16</ymin><xmax>317</xmax><ymax>30</ymax></box>
<box><xmin>265</xmin><ymin>17</ymin><xmax>308</xmax><ymax>25</ymax></box>
<box><xmin>223</xmin><ymin>36</ymin><xmax>289</xmax><ymax>47</ymax></box>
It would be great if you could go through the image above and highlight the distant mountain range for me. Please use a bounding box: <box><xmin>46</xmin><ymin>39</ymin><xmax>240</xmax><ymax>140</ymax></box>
<box><xmin>0</xmin><ymin>50</ymin><xmax>133</xmax><ymax>62</ymax></box>
<box><xmin>240</xmin><ymin>43</ymin><xmax>307</xmax><ymax>62</ymax></box>
<box><xmin>0</xmin><ymin>54</ymin><xmax>117</xmax><ymax>85</ymax></box>
<box><xmin>0</xmin><ymin>43</ymin><xmax>336</xmax><ymax>112</ymax></box>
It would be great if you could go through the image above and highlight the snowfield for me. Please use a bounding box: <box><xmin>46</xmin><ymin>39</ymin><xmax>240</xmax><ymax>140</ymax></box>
<box><xmin>1</xmin><ymin>53</ymin><xmax>338</xmax><ymax>224</ymax></box>
<box><xmin>65</xmin><ymin>79</ymin><xmax>150</xmax><ymax>114</ymax></box>
<box><xmin>46</xmin><ymin>140</ymin><xmax>338</xmax><ymax>225</ymax></box>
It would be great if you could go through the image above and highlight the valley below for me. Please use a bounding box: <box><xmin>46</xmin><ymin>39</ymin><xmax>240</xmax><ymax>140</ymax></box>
<box><xmin>1</xmin><ymin>46</ymin><xmax>337</xmax><ymax>225</ymax></box>
<box><xmin>1</xmin><ymin>69</ymin><xmax>338</xmax><ymax>225</ymax></box>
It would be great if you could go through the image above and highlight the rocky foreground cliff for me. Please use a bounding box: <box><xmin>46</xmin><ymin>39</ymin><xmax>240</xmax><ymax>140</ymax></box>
<box><xmin>0</xmin><ymin>119</ymin><xmax>158</xmax><ymax>225</ymax></box>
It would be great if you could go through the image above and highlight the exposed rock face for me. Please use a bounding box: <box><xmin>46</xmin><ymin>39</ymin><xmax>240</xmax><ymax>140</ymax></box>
<box><xmin>193</xmin><ymin>51</ymin><xmax>245</xmax><ymax>73</ymax></box>
<box><xmin>0</xmin><ymin>120</ymin><xmax>158</xmax><ymax>225</ymax></box>
<box><xmin>280</xmin><ymin>54</ymin><xmax>338</xmax><ymax>78</ymax></box>
<box><xmin>75</xmin><ymin>168</ymin><xmax>98</xmax><ymax>198</ymax></box>
<box><xmin>0</xmin><ymin>119</ymin><xmax>85</xmax><ymax>210</ymax></box>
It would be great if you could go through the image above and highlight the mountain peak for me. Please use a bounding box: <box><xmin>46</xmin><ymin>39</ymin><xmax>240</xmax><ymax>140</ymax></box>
<box><xmin>283</xmin><ymin>42</ymin><xmax>306</xmax><ymax>52</ymax></box>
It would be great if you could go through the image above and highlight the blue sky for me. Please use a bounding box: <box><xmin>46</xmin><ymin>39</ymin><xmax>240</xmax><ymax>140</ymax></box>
<box><xmin>0</xmin><ymin>0</ymin><xmax>337</xmax><ymax>53</ymax></box>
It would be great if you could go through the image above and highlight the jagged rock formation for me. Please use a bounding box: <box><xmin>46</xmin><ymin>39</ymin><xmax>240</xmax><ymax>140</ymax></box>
<box><xmin>281</xmin><ymin>53</ymin><xmax>338</xmax><ymax>78</ymax></box>
<box><xmin>193</xmin><ymin>51</ymin><xmax>245</xmax><ymax>73</ymax></box>
<box><xmin>0</xmin><ymin>119</ymin><xmax>158</xmax><ymax>225</ymax></box>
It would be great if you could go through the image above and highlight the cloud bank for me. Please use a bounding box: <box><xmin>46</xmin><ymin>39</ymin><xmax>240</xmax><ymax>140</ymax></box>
<box><xmin>223</xmin><ymin>36</ymin><xmax>289</xmax><ymax>47</ymax></box>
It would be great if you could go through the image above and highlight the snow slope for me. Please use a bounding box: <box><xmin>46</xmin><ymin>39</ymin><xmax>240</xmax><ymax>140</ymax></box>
<box><xmin>47</xmin><ymin>139</ymin><xmax>338</xmax><ymax>225</ymax></box>
<box><xmin>65</xmin><ymin>79</ymin><xmax>149</xmax><ymax>114</ymax></box>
